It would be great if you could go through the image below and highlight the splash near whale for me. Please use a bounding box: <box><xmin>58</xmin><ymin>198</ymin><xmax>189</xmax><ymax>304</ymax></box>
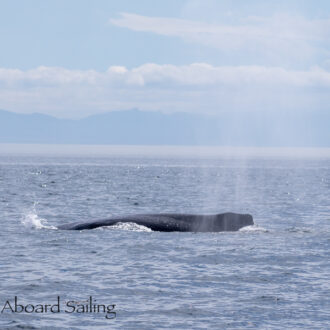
<box><xmin>57</xmin><ymin>212</ymin><xmax>253</xmax><ymax>232</ymax></box>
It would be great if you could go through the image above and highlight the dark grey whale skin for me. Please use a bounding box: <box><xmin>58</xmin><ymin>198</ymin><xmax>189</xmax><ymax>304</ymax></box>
<box><xmin>57</xmin><ymin>212</ymin><xmax>253</xmax><ymax>232</ymax></box>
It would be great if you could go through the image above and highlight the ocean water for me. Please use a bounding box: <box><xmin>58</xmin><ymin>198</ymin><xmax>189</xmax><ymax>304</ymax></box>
<box><xmin>0</xmin><ymin>145</ymin><xmax>329</xmax><ymax>329</ymax></box>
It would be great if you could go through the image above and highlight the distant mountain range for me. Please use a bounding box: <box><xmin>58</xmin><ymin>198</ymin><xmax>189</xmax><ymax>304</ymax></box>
<box><xmin>0</xmin><ymin>109</ymin><xmax>329</xmax><ymax>147</ymax></box>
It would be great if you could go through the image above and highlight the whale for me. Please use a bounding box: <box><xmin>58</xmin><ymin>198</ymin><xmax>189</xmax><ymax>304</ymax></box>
<box><xmin>57</xmin><ymin>212</ymin><xmax>253</xmax><ymax>232</ymax></box>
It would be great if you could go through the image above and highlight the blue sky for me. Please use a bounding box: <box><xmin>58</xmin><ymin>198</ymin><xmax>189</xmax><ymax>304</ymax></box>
<box><xmin>0</xmin><ymin>0</ymin><xmax>330</xmax><ymax>119</ymax></box>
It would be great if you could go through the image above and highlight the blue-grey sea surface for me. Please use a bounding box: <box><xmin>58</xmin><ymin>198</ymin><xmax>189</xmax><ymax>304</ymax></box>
<box><xmin>0</xmin><ymin>146</ymin><xmax>329</xmax><ymax>329</ymax></box>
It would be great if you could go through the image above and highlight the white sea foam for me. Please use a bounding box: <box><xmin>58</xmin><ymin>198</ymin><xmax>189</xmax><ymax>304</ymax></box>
<box><xmin>101</xmin><ymin>222</ymin><xmax>152</xmax><ymax>232</ymax></box>
<box><xmin>21</xmin><ymin>204</ymin><xmax>57</xmax><ymax>230</ymax></box>
<box><xmin>239</xmin><ymin>224</ymin><xmax>268</xmax><ymax>233</ymax></box>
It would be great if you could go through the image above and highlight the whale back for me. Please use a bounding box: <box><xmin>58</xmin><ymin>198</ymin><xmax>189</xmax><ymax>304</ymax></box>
<box><xmin>166</xmin><ymin>212</ymin><xmax>253</xmax><ymax>232</ymax></box>
<box><xmin>58</xmin><ymin>212</ymin><xmax>253</xmax><ymax>232</ymax></box>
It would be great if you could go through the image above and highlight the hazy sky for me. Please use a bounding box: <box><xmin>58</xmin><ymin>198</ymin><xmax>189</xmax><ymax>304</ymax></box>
<box><xmin>0</xmin><ymin>0</ymin><xmax>330</xmax><ymax>118</ymax></box>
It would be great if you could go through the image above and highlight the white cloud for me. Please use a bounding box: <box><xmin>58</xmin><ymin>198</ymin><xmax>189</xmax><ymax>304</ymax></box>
<box><xmin>109</xmin><ymin>13</ymin><xmax>330</xmax><ymax>65</ymax></box>
<box><xmin>0</xmin><ymin>64</ymin><xmax>329</xmax><ymax>118</ymax></box>
<box><xmin>2</xmin><ymin>63</ymin><xmax>329</xmax><ymax>87</ymax></box>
